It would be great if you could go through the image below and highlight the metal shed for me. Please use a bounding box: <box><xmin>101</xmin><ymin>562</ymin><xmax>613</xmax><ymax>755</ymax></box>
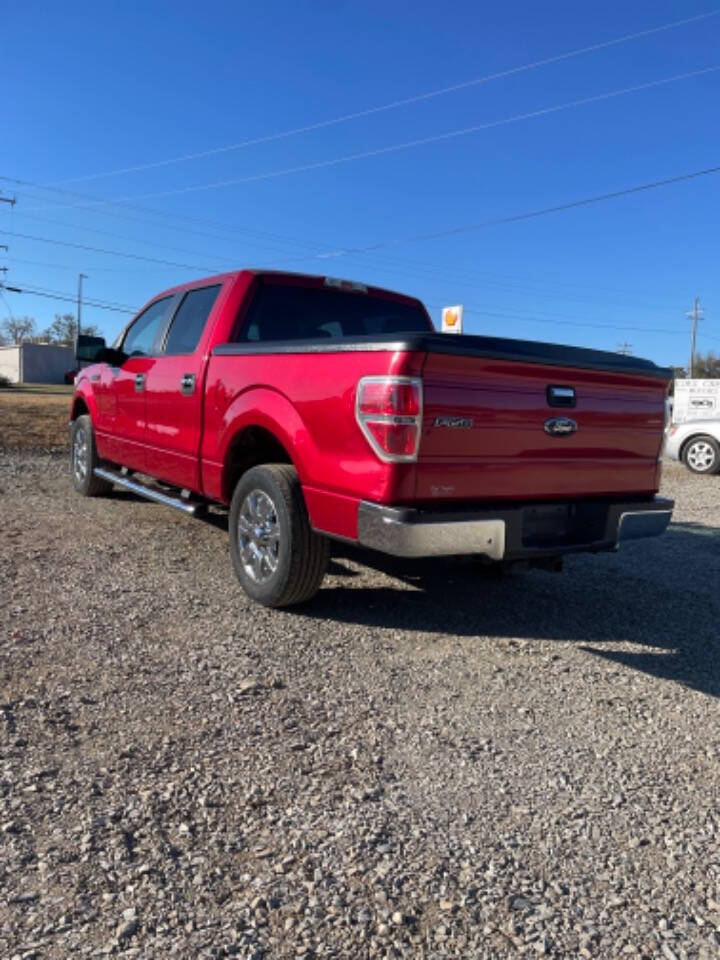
<box><xmin>0</xmin><ymin>343</ymin><xmax>75</xmax><ymax>384</ymax></box>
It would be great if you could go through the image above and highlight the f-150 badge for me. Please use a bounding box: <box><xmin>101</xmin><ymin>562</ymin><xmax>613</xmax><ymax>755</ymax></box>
<box><xmin>544</xmin><ymin>417</ymin><xmax>578</xmax><ymax>436</ymax></box>
<box><xmin>434</xmin><ymin>416</ymin><xmax>474</xmax><ymax>428</ymax></box>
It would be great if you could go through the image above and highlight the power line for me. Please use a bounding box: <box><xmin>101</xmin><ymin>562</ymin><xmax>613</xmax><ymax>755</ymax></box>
<box><xmin>39</xmin><ymin>65</ymin><xmax>720</xmax><ymax>205</ymax></box>
<box><xmin>305</xmin><ymin>163</ymin><xmax>720</xmax><ymax>256</ymax></box>
<box><xmin>2</xmin><ymin>278</ymin><xmax>140</xmax><ymax>311</ymax></box>
<box><xmin>4</xmin><ymin>164</ymin><xmax>720</xmax><ymax>279</ymax></box>
<box><xmin>0</xmin><ymin>177</ymin><xmax>347</xmax><ymax>262</ymax></box>
<box><xmin>1</xmin><ymin>282</ymin><xmax>138</xmax><ymax>314</ymax></box>
<box><xmin>14</xmin><ymin>174</ymin><xmax>675</xmax><ymax>311</ymax></box>
<box><xmin>6</xmin><ymin>256</ymin><xmax>165</xmax><ymax>274</ymax></box>
<box><xmin>306</xmin><ymin>247</ymin><xmax>681</xmax><ymax>313</ymax></box>
<box><xmin>6</xmin><ymin>204</ymin><xmax>682</xmax><ymax>312</ymax></box>
<box><xmin>12</xmin><ymin>199</ymin><xmax>335</xmax><ymax>260</ymax></box>
<box><xmin>45</xmin><ymin>9</ymin><xmax>720</xmax><ymax>186</ymax></box>
<box><xmin>0</xmin><ymin>287</ymin><xmax>15</xmax><ymax>323</ymax></box>
<box><xmin>0</xmin><ymin>165</ymin><xmax>687</xmax><ymax>318</ymax></box>
<box><xmin>11</xmin><ymin>210</ymin><xmax>249</xmax><ymax>264</ymax></box>
<box><xmin>15</xmin><ymin>156</ymin><xmax>686</xmax><ymax>309</ymax></box>
<box><xmin>0</xmin><ymin>230</ymin><xmax>224</xmax><ymax>273</ymax></box>
<box><xmin>0</xmin><ymin>282</ymin><xmax>694</xmax><ymax>338</ymax></box>
<box><xmin>8</xmin><ymin>280</ymin><xmax>138</xmax><ymax>311</ymax></box>
<box><xmin>426</xmin><ymin>302</ymin><xmax>688</xmax><ymax>338</ymax></box>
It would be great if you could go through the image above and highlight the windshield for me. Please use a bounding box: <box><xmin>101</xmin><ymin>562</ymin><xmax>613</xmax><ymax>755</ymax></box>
<box><xmin>238</xmin><ymin>282</ymin><xmax>431</xmax><ymax>341</ymax></box>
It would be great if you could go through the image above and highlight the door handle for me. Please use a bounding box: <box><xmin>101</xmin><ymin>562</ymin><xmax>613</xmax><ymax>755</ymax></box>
<box><xmin>134</xmin><ymin>373</ymin><xmax>146</xmax><ymax>392</ymax></box>
<box><xmin>180</xmin><ymin>373</ymin><xmax>196</xmax><ymax>395</ymax></box>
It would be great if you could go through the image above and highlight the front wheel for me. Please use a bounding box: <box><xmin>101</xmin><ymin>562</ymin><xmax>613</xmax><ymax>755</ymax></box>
<box><xmin>229</xmin><ymin>464</ymin><xmax>329</xmax><ymax>607</ymax></box>
<box><xmin>70</xmin><ymin>415</ymin><xmax>113</xmax><ymax>496</ymax></box>
<box><xmin>683</xmin><ymin>435</ymin><xmax>720</xmax><ymax>475</ymax></box>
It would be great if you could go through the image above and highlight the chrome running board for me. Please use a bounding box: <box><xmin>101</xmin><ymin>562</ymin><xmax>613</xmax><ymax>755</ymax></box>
<box><xmin>93</xmin><ymin>467</ymin><xmax>202</xmax><ymax>515</ymax></box>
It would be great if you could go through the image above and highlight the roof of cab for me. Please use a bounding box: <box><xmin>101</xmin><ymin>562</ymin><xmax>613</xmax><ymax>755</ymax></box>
<box><xmin>141</xmin><ymin>269</ymin><xmax>422</xmax><ymax>311</ymax></box>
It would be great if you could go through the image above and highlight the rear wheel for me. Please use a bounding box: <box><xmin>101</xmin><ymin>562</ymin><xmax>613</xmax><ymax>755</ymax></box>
<box><xmin>683</xmin><ymin>435</ymin><xmax>720</xmax><ymax>475</ymax></box>
<box><xmin>70</xmin><ymin>414</ymin><xmax>113</xmax><ymax>496</ymax></box>
<box><xmin>229</xmin><ymin>463</ymin><xmax>329</xmax><ymax>607</ymax></box>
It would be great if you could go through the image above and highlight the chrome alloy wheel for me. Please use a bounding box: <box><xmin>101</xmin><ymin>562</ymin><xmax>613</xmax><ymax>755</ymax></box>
<box><xmin>237</xmin><ymin>489</ymin><xmax>281</xmax><ymax>583</ymax></box>
<box><xmin>687</xmin><ymin>440</ymin><xmax>717</xmax><ymax>472</ymax></box>
<box><xmin>73</xmin><ymin>425</ymin><xmax>89</xmax><ymax>484</ymax></box>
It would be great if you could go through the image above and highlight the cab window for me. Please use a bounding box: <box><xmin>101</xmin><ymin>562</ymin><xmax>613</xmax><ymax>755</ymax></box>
<box><xmin>122</xmin><ymin>297</ymin><xmax>173</xmax><ymax>357</ymax></box>
<box><xmin>238</xmin><ymin>281</ymin><xmax>430</xmax><ymax>341</ymax></box>
<box><xmin>163</xmin><ymin>285</ymin><xmax>221</xmax><ymax>355</ymax></box>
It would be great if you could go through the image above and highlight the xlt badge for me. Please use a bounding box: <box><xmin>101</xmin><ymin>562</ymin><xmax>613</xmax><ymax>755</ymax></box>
<box><xmin>434</xmin><ymin>416</ymin><xmax>473</xmax><ymax>429</ymax></box>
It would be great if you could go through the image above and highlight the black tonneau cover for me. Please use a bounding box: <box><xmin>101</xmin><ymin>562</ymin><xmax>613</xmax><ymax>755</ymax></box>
<box><xmin>212</xmin><ymin>332</ymin><xmax>672</xmax><ymax>380</ymax></box>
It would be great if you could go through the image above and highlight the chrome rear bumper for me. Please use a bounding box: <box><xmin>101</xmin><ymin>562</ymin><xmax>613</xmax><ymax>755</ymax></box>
<box><xmin>357</xmin><ymin>503</ymin><xmax>505</xmax><ymax>559</ymax></box>
<box><xmin>357</xmin><ymin>497</ymin><xmax>673</xmax><ymax>561</ymax></box>
<box><xmin>616</xmin><ymin>506</ymin><xmax>673</xmax><ymax>543</ymax></box>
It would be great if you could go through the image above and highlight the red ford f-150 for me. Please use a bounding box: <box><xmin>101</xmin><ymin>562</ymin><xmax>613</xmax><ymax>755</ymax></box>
<box><xmin>70</xmin><ymin>270</ymin><xmax>673</xmax><ymax>607</ymax></box>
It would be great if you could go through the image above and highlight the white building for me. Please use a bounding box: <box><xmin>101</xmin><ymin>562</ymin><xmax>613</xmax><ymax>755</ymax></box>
<box><xmin>0</xmin><ymin>343</ymin><xmax>75</xmax><ymax>384</ymax></box>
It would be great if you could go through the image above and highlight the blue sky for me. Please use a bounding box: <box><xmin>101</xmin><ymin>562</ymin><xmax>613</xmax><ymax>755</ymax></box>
<box><xmin>2</xmin><ymin>0</ymin><xmax>720</xmax><ymax>367</ymax></box>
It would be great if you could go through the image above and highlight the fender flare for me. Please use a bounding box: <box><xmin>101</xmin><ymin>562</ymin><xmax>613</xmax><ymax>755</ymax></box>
<box><xmin>70</xmin><ymin>380</ymin><xmax>99</xmax><ymax>423</ymax></box>
<box><xmin>215</xmin><ymin>386</ymin><xmax>322</xmax><ymax>487</ymax></box>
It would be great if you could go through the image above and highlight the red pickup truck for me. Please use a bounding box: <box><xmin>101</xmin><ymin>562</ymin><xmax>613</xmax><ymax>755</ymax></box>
<box><xmin>70</xmin><ymin>269</ymin><xmax>673</xmax><ymax>607</ymax></box>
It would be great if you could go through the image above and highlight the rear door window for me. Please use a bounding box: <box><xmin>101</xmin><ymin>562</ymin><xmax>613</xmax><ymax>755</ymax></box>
<box><xmin>163</xmin><ymin>284</ymin><xmax>221</xmax><ymax>355</ymax></box>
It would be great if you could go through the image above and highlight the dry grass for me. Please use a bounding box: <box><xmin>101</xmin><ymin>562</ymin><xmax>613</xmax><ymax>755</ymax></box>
<box><xmin>0</xmin><ymin>392</ymin><xmax>71</xmax><ymax>453</ymax></box>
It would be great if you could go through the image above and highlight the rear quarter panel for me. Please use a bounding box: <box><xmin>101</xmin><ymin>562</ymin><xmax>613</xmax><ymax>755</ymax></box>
<box><xmin>202</xmin><ymin>349</ymin><xmax>424</xmax><ymax>534</ymax></box>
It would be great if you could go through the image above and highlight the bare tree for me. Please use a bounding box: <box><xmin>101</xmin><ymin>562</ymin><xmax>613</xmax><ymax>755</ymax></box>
<box><xmin>41</xmin><ymin>313</ymin><xmax>100</xmax><ymax>346</ymax></box>
<box><xmin>692</xmin><ymin>350</ymin><xmax>720</xmax><ymax>379</ymax></box>
<box><xmin>0</xmin><ymin>315</ymin><xmax>36</xmax><ymax>344</ymax></box>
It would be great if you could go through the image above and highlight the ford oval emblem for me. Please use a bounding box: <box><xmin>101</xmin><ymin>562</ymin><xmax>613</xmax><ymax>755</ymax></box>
<box><xmin>544</xmin><ymin>416</ymin><xmax>578</xmax><ymax>436</ymax></box>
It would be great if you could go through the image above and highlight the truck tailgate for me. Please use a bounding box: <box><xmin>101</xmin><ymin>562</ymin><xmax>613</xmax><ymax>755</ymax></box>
<box><xmin>418</xmin><ymin>352</ymin><xmax>668</xmax><ymax>501</ymax></box>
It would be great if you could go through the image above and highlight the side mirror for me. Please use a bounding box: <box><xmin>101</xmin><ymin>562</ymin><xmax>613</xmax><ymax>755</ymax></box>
<box><xmin>76</xmin><ymin>334</ymin><xmax>107</xmax><ymax>363</ymax></box>
<box><xmin>77</xmin><ymin>334</ymin><xmax>127</xmax><ymax>367</ymax></box>
<box><xmin>97</xmin><ymin>346</ymin><xmax>128</xmax><ymax>367</ymax></box>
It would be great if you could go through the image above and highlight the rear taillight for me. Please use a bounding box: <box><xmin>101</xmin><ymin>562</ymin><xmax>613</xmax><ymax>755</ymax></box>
<box><xmin>356</xmin><ymin>376</ymin><xmax>423</xmax><ymax>462</ymax></box>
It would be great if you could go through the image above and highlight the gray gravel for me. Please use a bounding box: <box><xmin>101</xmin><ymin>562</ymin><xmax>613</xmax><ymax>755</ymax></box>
<box><xmin>1</xmin><ymin>454</ymin><xmax>719</xmax><ymax>959</ymax></box>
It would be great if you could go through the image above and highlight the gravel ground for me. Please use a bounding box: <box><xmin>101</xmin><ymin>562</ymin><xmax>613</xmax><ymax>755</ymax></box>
<box><xmin>1</xmin><ymin>455</ymin><xmax>719</xmax><ymax>959</ymax></box>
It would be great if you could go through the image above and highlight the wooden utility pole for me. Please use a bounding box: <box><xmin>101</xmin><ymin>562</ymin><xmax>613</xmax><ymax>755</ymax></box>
<box><xmin>687</xmin><ymin>298</ymin><xmax>703</xmax><ymax>378</ymax></box>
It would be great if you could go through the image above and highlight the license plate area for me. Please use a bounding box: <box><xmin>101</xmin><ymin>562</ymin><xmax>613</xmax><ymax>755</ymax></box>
<box><xmin>522</xmin><ymin>502</ymin><xmax>608</xmax><ymax>548</ymax></box>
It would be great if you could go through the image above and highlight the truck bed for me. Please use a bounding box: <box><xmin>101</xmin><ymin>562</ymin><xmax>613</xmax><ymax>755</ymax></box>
<box><xmin>211</xmin><ymin>331</ymin><xmax>670</xmax><ymax>506</ymax></box>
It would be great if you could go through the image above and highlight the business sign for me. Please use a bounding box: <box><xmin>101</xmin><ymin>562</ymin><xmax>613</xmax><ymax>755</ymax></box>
<box><xmin>673</xmin><ymin>379</ymin><xmax>720</xmax><ymax>423</ymax></box>
<box><xmin>442</xmin><ymin>305</ymin><xmax>463</xmax><ymax>334</ymax></box>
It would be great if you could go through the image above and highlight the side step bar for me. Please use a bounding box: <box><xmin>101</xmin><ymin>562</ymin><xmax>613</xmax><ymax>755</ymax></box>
<box><xmin>93</xmin><ymin>467</ymin><xmax>203</xmax><ymax>515</ymax></box>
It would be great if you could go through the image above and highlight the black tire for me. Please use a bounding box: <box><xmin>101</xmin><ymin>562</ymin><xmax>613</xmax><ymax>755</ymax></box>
<box><xmin>70</xmin><ymin>414</ymin><xmax>113</xmax><ymax>497</ymax></box>
<box><xmin>229</xmin><ymin>463</ymin><xmax>329</xmax><ymax>607</ymax></box>
<box><xmin>682</xmin><ymin>435</ymin><xmax>720</xmax><ymax>475</ymax></box>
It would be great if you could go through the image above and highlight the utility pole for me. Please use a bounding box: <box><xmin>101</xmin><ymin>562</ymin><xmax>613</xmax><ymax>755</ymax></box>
<box><xmin>76</xmin><ymin>273</ymin><xmax>87</xmax><ymax>362</ymax></box>
<box><xmin>686</xmin><ymin>297</ymin><xmax>703</xmax><ymax>378</ymax></box>
<box><xmin>616</xmin><ymin>341</ymin><xmax>633</xmax><ymax>355</ymax></box>
<box><xmin>0</xmin><ymin>192</ymin><xmax>16</xmax><ymax>207</ymax></box>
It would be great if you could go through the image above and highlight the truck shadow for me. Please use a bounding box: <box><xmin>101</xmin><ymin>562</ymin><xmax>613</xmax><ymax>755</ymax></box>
<box><xmin>300</xmin><ymin>523</ymin><xmax>720</xmax><ymax>699</ymax></box>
